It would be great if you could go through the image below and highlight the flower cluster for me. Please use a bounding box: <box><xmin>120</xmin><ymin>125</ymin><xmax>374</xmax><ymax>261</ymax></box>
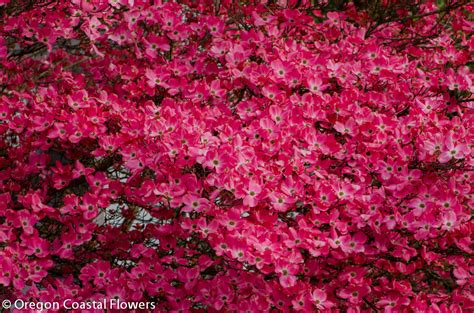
<box><xmin>0</xmin><ymin>0</ymin><xmax>472</xmax><ymax>311</ymax></box>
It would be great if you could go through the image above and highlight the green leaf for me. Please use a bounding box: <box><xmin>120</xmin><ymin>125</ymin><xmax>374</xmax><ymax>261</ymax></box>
<box><xmin>436</xmin><ymin>0</ymin><xmax>446</xmax><ymax>10</ymax></box>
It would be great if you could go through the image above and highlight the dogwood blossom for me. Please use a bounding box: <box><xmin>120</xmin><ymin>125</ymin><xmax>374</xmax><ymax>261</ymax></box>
<box><xmin>0</xmin><ymin>0</ymin><xmax>472</xmax><ymax>312</ymax></box>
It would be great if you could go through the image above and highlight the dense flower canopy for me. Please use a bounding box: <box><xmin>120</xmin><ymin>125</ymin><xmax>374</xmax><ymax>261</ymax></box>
<box><xmin>0</xmin><ymin>0</ymin><xmax>473</xmax><ymax>312</ymax></box>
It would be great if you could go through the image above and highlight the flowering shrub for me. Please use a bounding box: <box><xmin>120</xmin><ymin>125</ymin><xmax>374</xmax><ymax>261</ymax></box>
<box><xmin>0</xmin><ymin>0</ymin><xmax>473</xmax><ymax>312</ymax></box>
